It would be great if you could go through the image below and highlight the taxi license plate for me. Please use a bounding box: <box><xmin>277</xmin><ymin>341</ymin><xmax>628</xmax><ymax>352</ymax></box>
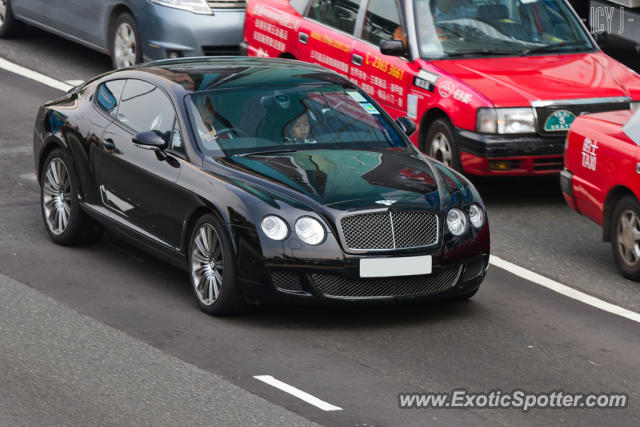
<box><xmin>359</xmin><ymin>255</ymin><xmax>432</xmax><ymax>278</ymax></box>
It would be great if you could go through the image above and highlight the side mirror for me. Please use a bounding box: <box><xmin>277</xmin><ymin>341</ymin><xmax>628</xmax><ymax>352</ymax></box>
<box><xmin>593</xmin><ymin>31</ymin><xmax>609</xmax><ymax>47</ymax></box>
<box><xmin>132</xmin><ymin>131</ymin><xmax>166</xmax><ymax>151</ymax></box>
<box><xmin>396</xmin><ymin>116</ymin><xmax>417</xmax><ymax>137</ymax></box>
<box><xmin>380</xmin><ymin>39</ymin><xmax>406</xmax><ymax>57</ymax></box>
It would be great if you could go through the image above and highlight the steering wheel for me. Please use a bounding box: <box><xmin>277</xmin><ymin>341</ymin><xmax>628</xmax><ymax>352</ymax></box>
<box><xmin>214</xmin><ymin>127</ymin><xmax>249</xmax><ymax>139</ymax></box>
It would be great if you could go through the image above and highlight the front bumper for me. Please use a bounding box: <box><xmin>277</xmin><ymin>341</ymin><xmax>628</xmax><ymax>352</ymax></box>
<box><xmin>457</xmin><ymin>129</ymin><xmax>565</xmax><ymax>176</ymax></box>
<box><xmin>237</xmin><ymin>250</ymin><xmax>490</xmax><ymax>305</ymax></box>
<box><xmin>139</xmin><ymin>4</ymin><xmax>245</xmax><ymax>61</ymax></box>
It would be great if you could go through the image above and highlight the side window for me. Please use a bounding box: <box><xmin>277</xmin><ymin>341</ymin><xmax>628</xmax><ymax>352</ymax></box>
<box><xmin>362</xmin><ymin>0</ymin><xmax>404</xmax><ymax>47</ymax></box>
<box><xmin>117</xmin><ymin>79</ymin><xmax>175</xmax><ymax>142</ymax></box>
<box><xmin>307</xmin><ymin>0</ymin><xmax>361</xmax><ymax>34</ymax></box>
<box><xmin>96</xmin><ymin>80</ymin><xmax>125</xmax><ymax>117</ymax></box>
<box><xmin>169</xmin><ymin>120</ymin><xmax>184</xmax><ymax>153</ymax></box>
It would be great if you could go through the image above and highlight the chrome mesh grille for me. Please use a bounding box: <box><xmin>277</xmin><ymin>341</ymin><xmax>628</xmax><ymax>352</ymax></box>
<box><xmin>339</xmin><ymin>211</ymin><xmax>438</xmax><ymax>250</ymax></box>
<box><xmin>207</xmin><ymin>0</ymin><xmax>245</xmax><ymax>9</ymax></box>
<box><xmin>462</xmin><ymin>261</ymin><xmax>486</xmax><ymax>281</ymax></box>
<box><xmin>311</xmin><ymin>267</ymin><xmax>461</xmax><ymax>299</ymax></box>
<box><xmin>271</xmin><ymin>272</ymin><xmax>304</xmax><ymax>293</ymax></box>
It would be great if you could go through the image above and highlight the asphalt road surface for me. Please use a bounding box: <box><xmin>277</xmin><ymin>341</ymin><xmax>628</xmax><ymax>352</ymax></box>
<box><xmin>1</xmin><ymin>27</ymin><xmax>639</xmax><ymax>426</ymax></box>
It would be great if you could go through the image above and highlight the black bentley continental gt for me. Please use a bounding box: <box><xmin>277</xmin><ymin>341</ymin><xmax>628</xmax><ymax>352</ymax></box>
<box><xmin>33</xmin><ymin>57</ymin><xmax>490</xmax><ymax>315</ymax></box>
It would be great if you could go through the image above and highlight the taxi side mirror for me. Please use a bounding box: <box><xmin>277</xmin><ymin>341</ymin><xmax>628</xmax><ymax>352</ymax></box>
<box><xmin>396</xmin><ymin>116</ymin><xmax>417</xmax><ymax>137</ymax></box>
<box><xmin>380</xmin><ymin>39</ymin><xmax>406</xmax><ymax>57</ymax></box>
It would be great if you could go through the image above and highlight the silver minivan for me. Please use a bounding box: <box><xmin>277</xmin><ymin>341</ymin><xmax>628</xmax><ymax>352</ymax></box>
<box><xmin>0</xmin><ymin>0</ymin><xmax>245</xmax><ymax>68</ymax></box>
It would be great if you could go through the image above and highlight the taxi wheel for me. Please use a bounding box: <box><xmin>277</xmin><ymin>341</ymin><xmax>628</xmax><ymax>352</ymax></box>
<box><xmin>0</xmin><ymin>0</ymin><xmax>22</xmax><ymax>38</ymax></box>
<box><xmin>611</xmin><ymin>195</ymin><xmax>640</xmax><ymax>281</ymax></box>
<box><xmin>110</xmin><ymin>12</ymin><xmax>141</xmax><ymax>69</ymax></box>
<box><xmin>424</xmin><ymin>118</ymin><xmax>462</xmax><ymax>171</ymax></box>
<box><xmin>188</xmin><ymin>214</ymin><xmax>249</xmax><ymax>315</ymax></box>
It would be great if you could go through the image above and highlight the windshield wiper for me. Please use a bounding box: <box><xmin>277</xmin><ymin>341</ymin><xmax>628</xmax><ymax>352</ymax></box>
<box><xmin>520</xmin><ymin>41</ymin><xmax>590</xmax><ymax>55</ymax></box>
<box><xmin>441</xmin><ymin>49</ymin><xmax>519</xmax><ymax>58</ymax></box>
<box><xmin>234</xmin><ymin>148</ymin><xmax>299</xmax><ymax>157</ymax></box>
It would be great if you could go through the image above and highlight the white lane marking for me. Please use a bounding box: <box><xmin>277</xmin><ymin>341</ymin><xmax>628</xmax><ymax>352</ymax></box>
<box><xmin>0</xmin><ymin>57</ymin><xmax>72</xmax><ymax>92</ymax></box>
<box><xmin>2</xmin><ymin>57</ymin><xmax>639</xmax><ymax>326</ymax></box>
<box><xmin>0</xmin><ymin>146</ymin><xmax>32</xmax><ymax>156</ymax></box>
<box><xmin>19</xmin><ymin>173</ymin><xmax>37</xmax><ymax>183</ymax></box>
<box><xmin>490</xmin><ymin>255</ymin><xmax>640</xmax><ymax>324</ymax></box>
<box><xmin>65</xmin><ymin>79</ymin><xmax>84</xmax><ymax>86</ymax></box>
<box><xmin>254</xmin><ymin>375</ymin><xmax>343</xmax><ymax>411</ymax></box>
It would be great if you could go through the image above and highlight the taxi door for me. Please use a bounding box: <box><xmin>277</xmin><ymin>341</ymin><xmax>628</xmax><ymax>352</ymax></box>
<box><xmin>350</xmin><ymin>0</ymin><xmax>416</xmax><ymax>122</ymax></box>
<box><xmin>295</xmin><ymin>0</ymin><xmax>361</xmax><ymax>78</ymax></box>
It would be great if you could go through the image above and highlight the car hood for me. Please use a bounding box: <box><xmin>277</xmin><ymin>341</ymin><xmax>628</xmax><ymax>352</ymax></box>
<box><xmin>429</xmin><ymin>52</ymin><xmax>640</xmax><ymax>107</ymax></box>
<box><xmin>216</xmin><ymin>149</ymin><xmax>441</xmax><ymax>211</ymax></box>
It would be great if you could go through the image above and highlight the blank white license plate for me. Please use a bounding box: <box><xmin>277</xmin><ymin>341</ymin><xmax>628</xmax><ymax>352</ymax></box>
<box><xmin>359</xmin><ymin>255</ymin><xmax>432</xmax><ymax>278</ymax></box>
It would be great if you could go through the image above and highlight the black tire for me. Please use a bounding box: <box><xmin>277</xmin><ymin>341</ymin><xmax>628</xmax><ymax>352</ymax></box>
<box><xmin>610</xmin><ymin>195</ymin><xmax>640</xmax><ymax>281</ymax></box>
<box><xmin>0</xmin><ymin>0</ymin><xmax>23</xmax><ymax>38</ymax></box>
<box><xmin>40</xmin><ymin>148</ymin><xmax>102</xmax><ymax>246</ymax></box>
<box><xmin>109</xmin><ymin>12</ymin><xmax>142</xmax><ymax>69</ymax></box>
<box><xmin>188</xmin><ymin>213</ymin><xmax>249</xmax><ymax>315</ymax></box>
<box><xmin>423</xmin><ymin>118</ymin><xmax>462</xmax><ymax>171</ymax></box>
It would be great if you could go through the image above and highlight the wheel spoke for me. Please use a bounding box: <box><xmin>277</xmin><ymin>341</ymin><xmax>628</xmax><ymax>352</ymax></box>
<box><xmin>194</xmin><ymin>234</ymin><xmax>208</xmax><ymax>258</ymax></box>
<box><xmin>212</xmin><ymin>274</ymin><xmax>220</xmax><ymax>299</ymax></box>
<box><xmin>207</xmin><ymin>276</ymin><xmax>214</xmax><ymax>303</ymax></box>
<box><xmin>200</xmin><ymin>227</ymin><xmax>210</xmax><ymax>253</ymax></box>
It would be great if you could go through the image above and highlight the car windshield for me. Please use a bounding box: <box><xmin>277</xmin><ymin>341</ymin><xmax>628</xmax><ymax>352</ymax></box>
<box><xmin>413</xmin><ymin>0</ymin><xmax>594</xmax><ymax>58</ymax></box>
<box><xmin>185</xmin><ymin>84</ymin><xmax>408</xmax><ymax>157</ymax></box>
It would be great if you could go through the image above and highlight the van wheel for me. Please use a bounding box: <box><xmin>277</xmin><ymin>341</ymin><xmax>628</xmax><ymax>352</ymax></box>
<box><xmin>110</xmin><ymin>12</ymin><xmax>141</xmax><ymax>69</ymax></box>
<box><xmin>611</xmin><ymin>195</ymin><xmax>640</xmax><ymax>281</ymax></box>
<box><xmin>424</xmin><ymin>118</ymin><xmax>461</xmax><ymax>171</ymax></box>
<box><xmin>0</xmin><ymin>0</ymin><xmax>22</xmax><ymax>38</ymax></box>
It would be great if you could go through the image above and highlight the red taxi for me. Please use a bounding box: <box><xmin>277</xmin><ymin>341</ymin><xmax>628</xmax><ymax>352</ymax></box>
<box><xmin>562</xmin><ymin>109</ymin><xmax>640</xmax><ymax>280</ymax></box>
<box><xmin>241</xmin><ymin>0</ymin><xmax>640</xmax><ymax>175</ymax></box>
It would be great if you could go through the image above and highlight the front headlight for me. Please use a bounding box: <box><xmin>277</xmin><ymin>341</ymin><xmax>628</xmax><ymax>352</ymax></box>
<box><xmin>295</xmin><ymin>217</ymin><xmax>326</xmax><ymax>245</ymax></box>
<box><xmin>477</xmin><ymin>108</ymin><xmax>535</xmax><ymax>134</ymax></box>
<box><xmin>446</xmin><ymin>208</ymin><xmax>468</xmax><ymax>236</ymax></box>
<box><xmin>261</xmin><ymin>215</ymin><xmax>288</xmax><ymax>241</ymax></box>
<box><xmin>468</xmin><ymin>204</ymin><xmax>485</xmax><ymax>229</ymax></box>
<box><xmin>150</xmin><ymin>0</ymin><xmax>212</xmax><ymax>14</ymax></box>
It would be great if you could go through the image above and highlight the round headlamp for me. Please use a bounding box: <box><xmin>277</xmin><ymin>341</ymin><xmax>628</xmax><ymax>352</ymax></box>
<box><xmin>469</xmin><ymin>204</ymin><xmax>485</xmax><ymax>229</ymax></box>
<box><xmin>261</xmin><ymin>215</ymin><xmax>288</xmax><ymax>241</ymax></box>
<box><xmin>447</xmin><ymin>208</ymin><xmax>468</xmax><ymax>236</ymax></box>
<box><xmin>295</xmin><ymin>216</ymin><xmax>326</xmax><ymax>245</ymax></box>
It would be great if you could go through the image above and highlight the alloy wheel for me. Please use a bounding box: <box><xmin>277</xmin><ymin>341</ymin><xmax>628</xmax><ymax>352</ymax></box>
<box><xmin>113</xmin><ymin>22</ymin><xmax>136</xmax><ymax>68</ymax></box>
<box><xmin>191</xmin><ymin>223</ymin><xmax>224</xmax><ymax>306</ymax></box>
<box><xmin>617</xmin><ymin>209</ymin><xmax>640</xmax><ymax>267</ymax></box>
<box><xmin>42</xmin><ymin>158</ymin><xmax>71</xmax><ymax>235</ymax></box>
<box><xmin>429</xmin><ymin>131</ymin><xmax>452</xmax><ymax>166</ymax></box>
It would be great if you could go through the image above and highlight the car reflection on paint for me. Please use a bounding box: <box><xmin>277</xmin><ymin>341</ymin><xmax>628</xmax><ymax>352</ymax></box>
<box><xmin>33</xmin><ymin>57</ymin><xmax>489</xmax><ymax>315</ymax></box>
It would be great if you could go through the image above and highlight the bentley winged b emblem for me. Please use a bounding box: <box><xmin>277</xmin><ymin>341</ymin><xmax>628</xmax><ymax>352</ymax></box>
<box><xmin>375</xmin><ymin>200</ymin><xmax>397</xmax><ymax>206</ymax></box>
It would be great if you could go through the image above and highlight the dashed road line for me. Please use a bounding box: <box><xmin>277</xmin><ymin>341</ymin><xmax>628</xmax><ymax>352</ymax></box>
<box><xmin>0</xmin><ymin>57</ymin><xmax>73</xmax><ymax>92</ymax></box>
<box><xmin>254</xmin><ymin>375</ymin><xmax>343</xmax><ymax>411</ymax></box>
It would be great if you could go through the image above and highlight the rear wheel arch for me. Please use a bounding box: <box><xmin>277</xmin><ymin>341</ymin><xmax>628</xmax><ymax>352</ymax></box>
<box><xmin>38</xmin><ymin>138</ymin><xmax>69</xmax><ymax>183</ymax></box>
<box><xmin>603</xmin><ymin>186</ymin><xmax>637</xmax><ymax>241</ymax></box>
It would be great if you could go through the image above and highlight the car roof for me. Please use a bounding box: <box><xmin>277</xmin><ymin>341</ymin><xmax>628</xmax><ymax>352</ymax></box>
<box><xmin>124</xmin><ymin>56</ymin><xmax>353</xmax><ymax>94</ymax></box>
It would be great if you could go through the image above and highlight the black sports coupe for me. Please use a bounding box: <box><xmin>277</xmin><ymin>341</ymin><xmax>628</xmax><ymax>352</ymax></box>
<box><xmin>33</xmin><ymin>57</ymin><xmax>490</xmax><ymax>315</ymax></box>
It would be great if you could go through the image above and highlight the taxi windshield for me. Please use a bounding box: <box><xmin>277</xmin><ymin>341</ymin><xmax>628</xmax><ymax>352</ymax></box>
<box><xmin>413</xmin><ymin>0</ymin><xmax>594</xmax><ymax>58</ymax></box>
<box><xmin>186</xmin><ymin>84</ymin><xmax>408</xmax><ymax>157</ymax></box>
